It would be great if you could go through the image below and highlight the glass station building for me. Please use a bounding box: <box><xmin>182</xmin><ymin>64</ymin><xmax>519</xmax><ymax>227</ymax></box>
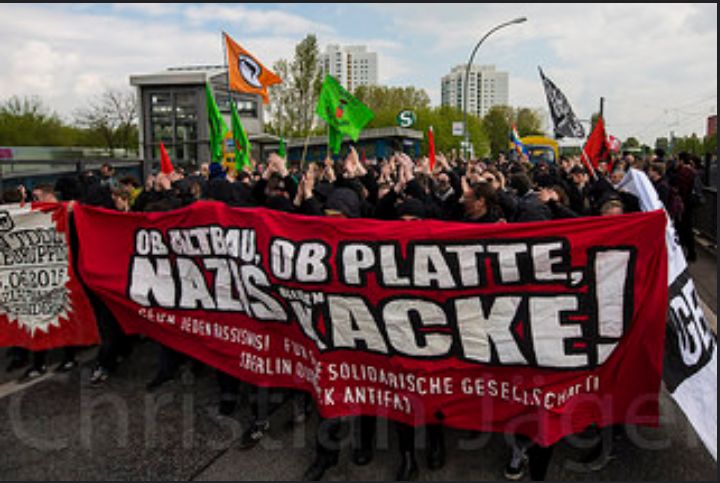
<box><xmin>129</xmin><ymin>66</ymin><xmax>278</xmax><ymax>174</ymax></box>
<box><xmin>130</xmin><ymin>66</ymin><xmax>423</xmax><ymax>173</ymax></box>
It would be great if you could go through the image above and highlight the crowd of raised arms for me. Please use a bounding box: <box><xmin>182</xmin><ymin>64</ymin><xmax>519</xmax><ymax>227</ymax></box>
<box><xmin>1</xmin><ymin>145</ymin><xmax>705</xmax><ymax>481</ymax></box>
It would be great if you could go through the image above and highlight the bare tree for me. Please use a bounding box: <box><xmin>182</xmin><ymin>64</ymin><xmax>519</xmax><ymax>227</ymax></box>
<box><xmin>1</xmin><ymin>95</ymin><xmax>50</xmax><ymax>118</ymax></box>
<box><xmin>75</xmin><ymin>88</ymin><xmax>137</xmax><ymax>153</ymax></box>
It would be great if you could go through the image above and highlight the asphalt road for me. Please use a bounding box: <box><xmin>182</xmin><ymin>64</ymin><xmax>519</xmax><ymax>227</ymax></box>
<box><xmin>0</xmin><ymin>243</ymin><xmax>716</xmax><ymax>481</ymax></box>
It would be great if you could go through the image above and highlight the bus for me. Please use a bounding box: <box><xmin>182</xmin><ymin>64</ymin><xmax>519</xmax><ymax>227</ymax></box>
<box><xmin>518</xmin><ymin>136</ymin><xmax>559</xmax><ymax>165</ymax></box>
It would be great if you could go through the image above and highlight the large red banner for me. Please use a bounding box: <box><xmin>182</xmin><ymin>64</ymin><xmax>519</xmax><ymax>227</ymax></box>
<box><xmin>73</xmin><ymin>201</ymin><xmax>667</xmax><ymax>446</ymax></box>
<box><xmin>0</xmin><ymin>202</ymin><xmax>98</xmax><ymax>350</ymax></box>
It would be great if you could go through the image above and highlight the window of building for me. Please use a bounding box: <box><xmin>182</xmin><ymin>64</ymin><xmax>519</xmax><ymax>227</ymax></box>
<box><xmin>146</xmin><ymin>88</ymin><xmax>199</xmax><ymax>165</ymax></box>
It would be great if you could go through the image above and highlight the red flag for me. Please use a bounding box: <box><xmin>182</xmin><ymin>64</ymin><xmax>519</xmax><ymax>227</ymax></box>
<box><xmin>583</xmin><ymin>116</ymin><xmax>610</xmax><ymax>170</ymax></box>
<box><xmin>428</xmin><ymin>126</ymin><xmax>436</xmax><ymax>171</ymax></box>
<box><xmin>159</xmin><ymin>142</ymin><xmax>174</xmax><ymax>174</ymax></box>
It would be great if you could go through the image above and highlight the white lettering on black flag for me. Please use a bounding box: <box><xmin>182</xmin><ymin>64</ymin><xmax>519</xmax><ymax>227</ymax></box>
<box><xmin>538</xmin><ymin>66</ymin><xmax>586</xmax><ymax>139</ymax></box>
<box><xmin>618</xmin><ymin>168</ymin><xmax>717</xmax><ymax>461</ymax></box>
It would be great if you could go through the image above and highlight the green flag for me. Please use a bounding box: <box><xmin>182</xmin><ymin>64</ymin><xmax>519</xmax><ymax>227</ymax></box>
<box><xmin>205</xmin><ymin>83</ymin><xmax>228</xmax><ymax>164</ymax></box>
<box><xmin>316</xmin><ymin>75</ymin><xmax>374</xmax><ymax>154</ymax></box>
<box><xmin>230</xmin><ymin>99</ymin><xmax>251</xmax><ymax>171</ymax></box>
<box><xmin>278</xmin><ymin>137</ymin><xmax>286</xmax><ymax>157</ymax></box>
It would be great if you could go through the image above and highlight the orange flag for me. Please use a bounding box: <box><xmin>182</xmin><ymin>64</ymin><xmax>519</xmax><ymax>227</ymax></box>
<box><xmin>224</xmin><ymin>32</ymin><xmax>281</xmax><ymax>104</ymax></box>
<box><xmin>159</xmin><ymin>142</ymin><xmax>174</xmax><ymax>174</ymax></box>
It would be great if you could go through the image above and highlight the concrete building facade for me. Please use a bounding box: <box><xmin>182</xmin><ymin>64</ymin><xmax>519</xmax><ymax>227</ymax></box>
<box><xmin>319</xmin><ymin>45</ymin><xmax>378</xmax><ymax>92</ymax></box>
<box><xmin>441</xmin><ymin>64</ymin><xmax>509</xmax><ymax>118</ymax></box>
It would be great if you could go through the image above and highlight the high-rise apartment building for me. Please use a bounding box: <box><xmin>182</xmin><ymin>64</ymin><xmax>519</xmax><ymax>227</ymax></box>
<box><xmin>441</xmin><ymin>64</ymin><xmax>509</xmax><ymax>118</ymax></box>
<box><xmin>319</xmin><ymin>45</ymin><xmax>378</xmax><ymax>91</ymax></box>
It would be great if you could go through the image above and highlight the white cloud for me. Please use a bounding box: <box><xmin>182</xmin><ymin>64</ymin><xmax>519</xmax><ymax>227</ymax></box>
<box><xmin>374</xmin><ymin>3</ymin><xmax>717</xmax><ymax>144</ymax></box>
<box><xmin>112</xmin><ymin>3</ymin><xmax>181</xmax><ymax>17</ymax></box>
<box><xmin>0</xmin><ymin>4</ymin><xmax>308</xmax><ymax>121</ymax></box>
<box><xmin>183</xmin><ymin>4</ymin><xmax>334</xmax><ymax>36</ymax></box>
<box><xmin>0</xmin><ymin>3</ymin><xmax>715</xmax><ymax>145</ymax></box>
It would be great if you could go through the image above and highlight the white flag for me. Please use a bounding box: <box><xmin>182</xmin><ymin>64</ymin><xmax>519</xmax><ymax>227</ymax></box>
<box><xmin>617</xmin><ymin>169</ymin><xmax>717</xmax><ymax>460</ymax></box>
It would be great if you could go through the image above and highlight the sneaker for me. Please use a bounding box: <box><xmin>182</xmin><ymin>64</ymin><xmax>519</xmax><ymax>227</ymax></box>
<box><xmin>18</xmin><ymin>365</ymin><xmax>47</xmax><ymax>383</ymax></box>
<box><xmin>90</xmin><ymin>366</ymin><xmax>109</xmax><ymax>386</ymax></box>
<box><xmin>55</xmin><ymin>359</ymin><xmax>77</xmax><ymax>373</ymax></box>
<box><xmin>504</xmin><ymin>447</ymin><xmax>528</xmax><ymax>480</ymax></box>
<box><xmin>238</xmin><ymin>420</ymin><xmax>270</xmax><ymax>449</ymax></box>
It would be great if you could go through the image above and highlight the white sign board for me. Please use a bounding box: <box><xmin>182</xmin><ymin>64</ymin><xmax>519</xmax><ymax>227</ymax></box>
<box><xmin>452</xmin><ymin>122</ymin><xmax>464</xmax><ymax>136</ymax></box>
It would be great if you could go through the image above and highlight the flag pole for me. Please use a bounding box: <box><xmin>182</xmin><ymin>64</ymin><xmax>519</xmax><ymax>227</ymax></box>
<box><xmin>220</xmin><ymin>31</ymin><xmax>231</xmax><ymax>118</ymax></box>
<box><xmin>215</xmin><ymin>32</ymin><xmax>230</xmax><ymax>171</ymax></box>
<box><xmin>581</xmin><ymin>147</ymin><xmax>598</xmax><ymax>180</ymax></box>
<box><xmin>300</xmin><ymin>130</ymin><xmax>312</xmax><ymax>168</ymax></box>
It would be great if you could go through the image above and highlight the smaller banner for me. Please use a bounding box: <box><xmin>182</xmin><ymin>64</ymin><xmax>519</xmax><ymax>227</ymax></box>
<box><xmin>0</xmin><ymin>203</ymin><xmax>98</xmax><ymax>350</ymax></box>
<box><xmin>538</xmin><ymin>66</ymin><xmax>586</xmax><ymax>139</ymax></box>
<box><xmin>618</xmin><ymin>168</ymin><xmax>717</xmax><ymax>460</ymax></box>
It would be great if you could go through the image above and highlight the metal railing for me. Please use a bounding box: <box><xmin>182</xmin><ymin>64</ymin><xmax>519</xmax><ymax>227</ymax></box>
<box><xmin>0</xmin><ymin>158</ymin><xmax>147</xmax><ymax>192</ymax></box>
<box><xmin>693</xmin><ymin>186</ymin><xmax>717</xmax><ymax>246</ymax></box>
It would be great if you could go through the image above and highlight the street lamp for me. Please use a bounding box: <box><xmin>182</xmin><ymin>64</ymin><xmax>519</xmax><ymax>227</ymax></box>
<box><xmin>462</xmin><ymin>16</ymin><xmax>527</xmax><ymax>160</ymax></box>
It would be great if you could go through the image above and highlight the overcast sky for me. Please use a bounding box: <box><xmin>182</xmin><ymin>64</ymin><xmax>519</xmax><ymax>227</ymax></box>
<box><xmin>0</xmin><ymin>3</ymin><xmax>716</xmax><ymax>145</ymax></box>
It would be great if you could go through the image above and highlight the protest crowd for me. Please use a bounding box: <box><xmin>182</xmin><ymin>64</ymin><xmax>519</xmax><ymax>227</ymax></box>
<box><xmin>0</xmin><ymin>30</ymin><xmax>715</xmax><ymax>481</ymax></box>
<box><xmin>0</xmin><ymin>141</ymin><xmax>708</xmax><ymax>481</ymax></box>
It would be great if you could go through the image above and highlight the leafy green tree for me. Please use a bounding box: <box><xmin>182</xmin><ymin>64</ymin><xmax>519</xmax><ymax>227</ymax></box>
<box><xmin>354</xmin><ymin>85</ymin><xmax>431</xmax><ymax>127</ymax></box>
<box><xmin>481</xmin><ymin>106</ymin><xmax>546</xmax><ymax>157</ymax></box>
<box><xmin>672</xmin><ymin>133</ymin><xmax>703</xmax><ymax>156</ymax></box>
<box><xmin>413</xmin><ymin>106</ymin><xmax>488</xmax><ymax>158</ymax></box>
<box><xmin>622</xmin><ymin>137</ymin><xmax>640</xmax><ymax>149</ymax></box>
<box><xmin>655</xmin><ymin>137</ymin><xmax>669</xmax><ymax>153</ymax></box>
<box><xmin>703</xmin><ymin>133</ymin><xmax>717</xmax><ymax>155</ymax></box>
<box><xmin>0</xmin><ymin>95</ymin><xmax>88</xmax><ymax>146</ymax></box>
<box><xmin>266</xmin><ymin>35</ymin><xmax>323</xmax><ymax>138</ymax></box>
<box><xmin>291</xmin><ymin>35</ymin><xmax>323</xmax><ymax>137</ymax></box>
<box><xmin>482</xmin><ymin>105</ymin><xmax>514</xmax><ymax>157</ymax></box>
<box><xmin>266</xmin><ymin>58</ymin><xmax>291</xmax><ymax>135</ymax></box>
<box><xmin>515</xmin><ymin>108</ymin><xmax>544</xmax><ymax>137</ymax></box>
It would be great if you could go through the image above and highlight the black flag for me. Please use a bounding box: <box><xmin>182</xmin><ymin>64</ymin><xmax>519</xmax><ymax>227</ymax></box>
<box><xmin>538</xmin><ymin>67</ymin><xmax>585</xmax><ymax>139</ymax></box>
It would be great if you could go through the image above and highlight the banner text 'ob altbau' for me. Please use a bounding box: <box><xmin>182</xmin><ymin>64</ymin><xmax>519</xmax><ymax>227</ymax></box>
<box><xmin>73</xmin><ymin>202</ymin><xmax>668</xmax><ymax>446</ymax></box>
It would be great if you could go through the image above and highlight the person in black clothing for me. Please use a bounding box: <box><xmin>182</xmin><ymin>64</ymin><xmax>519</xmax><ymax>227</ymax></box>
<box><xmin>131</xmin><ymin>175</ymin><xmax>186</xmax><ymax>391</ymax></box>
<box><xmin>648</xmin><ymin>162</ymin><xmax>684</xmax><ymax>223</ymax></box>
<box><xmin>460</xmin><ymin>177</ymin><xmax>503</xmax><ymax>223</ymax></box>
<box><xmin>507</xmin><ymin>173</ymin><xmax>552</xmax><ymax>222</ymax></box>
<box><xmin>252</xmin><ymin>153</ymin><xmax>298</xmax><ymax>212</ymax></box>
<box><xmin>294</xmin><ymin>166</ymin><xmax>379</xmax><ymax>481</ymax></box>
<box><xmin>671</xmin><ymin>152</ymin><xmax>699</xmax><ymax>261</ymax></box>
<box><xmin>391</xmin><ymin>195</ymin><xmax>447</xmax><ymax>481</ymax></box>
<box><xmin>537</xmin><ymin>185</ymin><xmax>579</xmax><ymax>220</ymax></box>
<box><xmin>566</xmin><ymin>165</ymin><xmax>592</xmax><ymax>216</ymax></box>
<box><xmin>16</xmin><ymin>183</ymin><xmax>79</xmax><ymax>381</ymax></box>
<box><xmin>2</xmin><ymin>187</ymin><xmax>32</xmax><ymax>374</ymax></box>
